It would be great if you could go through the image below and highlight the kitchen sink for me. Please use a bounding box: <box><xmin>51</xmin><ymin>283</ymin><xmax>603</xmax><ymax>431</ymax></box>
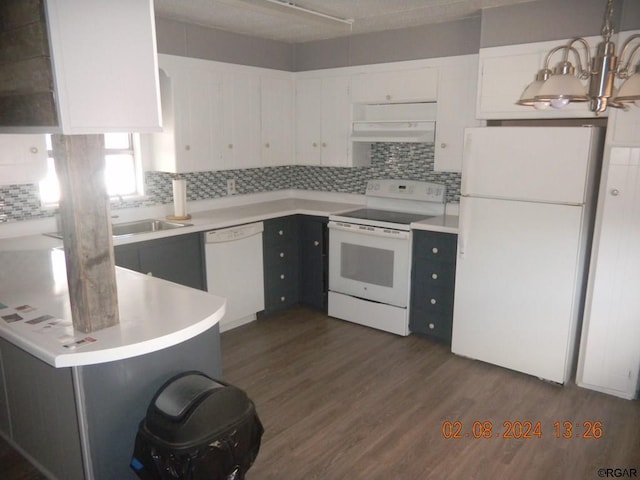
<box><xmin>44</xmin><ymin>219</ymin><xmax>193</xmax><ymax>240</ymax></box>
<box><xmin>111</xmin><ymin>219</ymin><xmax>192</xmax><ymax>237</ymax></box>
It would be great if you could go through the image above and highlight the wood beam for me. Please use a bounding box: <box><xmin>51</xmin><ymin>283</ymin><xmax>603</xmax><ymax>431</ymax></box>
<box><xmin>53</xmin><ymin>134</ymin><xmax>119</xmax><ymax>333</ymax></box>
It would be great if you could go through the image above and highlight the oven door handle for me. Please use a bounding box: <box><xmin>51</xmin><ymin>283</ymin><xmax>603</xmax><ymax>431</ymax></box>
<box><xmin>328</xmin><ymin>221</ymin><xmax>410</xmax><ymax>240</ymax></box>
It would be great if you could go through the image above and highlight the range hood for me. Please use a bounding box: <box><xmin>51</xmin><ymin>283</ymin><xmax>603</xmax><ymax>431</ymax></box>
<box><xmin>351</xmin><ymin>120</ymin><xmax>435</xmax><ymax>143</ymax></box>
<box><xmin>350</xmin><ymin>102</ymin><xmax>437</xmax><ymax>143</ymax></box>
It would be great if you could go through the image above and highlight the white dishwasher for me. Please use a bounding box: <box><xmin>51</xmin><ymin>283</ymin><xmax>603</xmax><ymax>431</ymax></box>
<box><xmin>205</xmin><ymin>222</ymin><xmax>264</xmax><ymax>332</ymax></box>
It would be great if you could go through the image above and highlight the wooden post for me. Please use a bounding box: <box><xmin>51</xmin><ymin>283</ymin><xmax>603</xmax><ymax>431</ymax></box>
<box><xmin>53</xmin><ymin>134</ymin><xmax>119</xmax><ymax>333</ymax></box>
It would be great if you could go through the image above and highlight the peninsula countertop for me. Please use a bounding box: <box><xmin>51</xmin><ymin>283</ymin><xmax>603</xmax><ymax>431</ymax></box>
<box><xmin>0</xmin><ymin>248</ymin><xmax>226</xmax><ymax>368</ymax></box>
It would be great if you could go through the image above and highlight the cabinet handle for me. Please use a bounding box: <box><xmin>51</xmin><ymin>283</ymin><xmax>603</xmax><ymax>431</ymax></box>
<box><xmin>431</xmin><ymin>273</ymin><xmax>438</xmax><ymax>280</ymax></box>
<box><xmin>30</xmin><ymin>147</ymin><xmax>39</xmax><ymax>154</ymax></box>
<box><xmin>430</xmin><ymin>298</ymin><xmax>437</xmax><ymax>305</ymax></box>
<box><xmin>228</xmin><ymin>144</ymin><xmax>233</xmax><ymax>149</ymax></box>
<box><xmin>312</xmin><ymin>142</ymin><xmax>318</xmax><ymax>148</ymax></box>
<box><xmin>314</xmin><ymin>241</ymin><xmax>319</xmax><ymax>247</ymax></box>
<box><xmin>280</xmin><ymin>296</ymin><xmax>286</xmax><ymax>302</ymax></box>
<box><xmin>265</xmin><ymin>142</ymin><xmax>270</xmax><ymax>148</ymax></box>
<box><xmin>278</xmin><ymin>230</ymin><xmax>284</xmax><ymax>235</ymax></box>
<box><xmin>280</xmin><ymin>274</ymin><xmax>285</xmax><ymax>280</ymax></box>
<box><xmin>279</xmin><ymin>252</ymin><xmax>285</xmax><ymax>258</ymax></box>
<box><xmin>185</xmin><ymin>145</ymin><xmax>191</xmax><ymax>151</ymax></box>
<box><xmin>428</xmin><ymin>323</ymin><xmax>435</xmax><ymax>330</ymax></box>
<box><xmin>386</xmin><ymin>94</ymin><xmax>392</xmax><ymax>100</ymax></box>
<box><xmin>440</xmin><ymin>143</ymin><xmax>447</xmax><ymax>149</ymax></box>
<box><xmin>432</xmin><ymin>247</ymin><xmax>439</xmax><ymax>254</ymax></box>
<box><xmin>610</xmin><ymin>188</ymin><xmax>620</xmax><ymax>196</ymax></box>
<box><xmin>147</xmin><ymin>272</ymin><xmax>153</xmax><ymax>276</ymax></box>
<box><xmin>322</xmin><ymin>142</ymin><xmax>327</xmax><ymax>148</ymax></box>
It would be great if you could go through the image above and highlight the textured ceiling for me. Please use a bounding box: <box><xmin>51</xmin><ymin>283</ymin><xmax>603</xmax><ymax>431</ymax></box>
<box><xmin>153</xmin><ymin>0</ymin><xmax>541</xmax><ymax>43</ymax></box>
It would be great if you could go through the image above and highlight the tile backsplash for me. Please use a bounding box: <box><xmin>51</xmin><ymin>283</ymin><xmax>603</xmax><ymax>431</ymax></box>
<box><xmin>0</xmin><ymin>143</ymin><xmax>460</xmax><ymax>223</ymax></box>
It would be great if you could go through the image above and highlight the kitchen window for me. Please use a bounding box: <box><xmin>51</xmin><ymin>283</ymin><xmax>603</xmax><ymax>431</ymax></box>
<box><xmin>39</xmin><ymin>133</ymin><xmax>144</xmax><ymax>205</ymax></box>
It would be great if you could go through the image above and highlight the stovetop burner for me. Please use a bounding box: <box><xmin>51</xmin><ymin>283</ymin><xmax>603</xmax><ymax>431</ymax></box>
<box><xmin>336</xmin><ymin>208</ymin><xmax>435</xmax><ymax>225</ymax></box>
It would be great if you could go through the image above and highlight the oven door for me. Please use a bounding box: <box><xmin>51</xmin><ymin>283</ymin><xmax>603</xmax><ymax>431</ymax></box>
<box><xmin>328</xmin><ymin>221</ymin><xmax>410</xmax><ymax>307</ymax></box>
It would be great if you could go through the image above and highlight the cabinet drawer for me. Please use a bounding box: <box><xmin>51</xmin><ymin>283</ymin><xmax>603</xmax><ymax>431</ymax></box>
<box><xmin>412</xmin><ymin>261</ymin><xmax>456</xmax><ymax>289</ymax></box>
<box><xmin>411</xmin><ymin>289</ymin><xmax>454</xmax><ymax>313</ymax></box>
<box><xmin>264</xmin><ymin>245</ymin><xmax>299</xmax><ymax>268</ymax></box>
<box><xmin>409</xmin><ymin>306</ymin><xmax>453</xmax><ymax>343</ymax></box>
<box><xmin>412</xmin><ymin>231</ymin><xmax>457</xmax><ymax>263</ymax></box>
<box><xmin>264</xmin><ymin>261</ymin><xmax>297</xmax><ymax>288</ymax></box>
<box><xmin>263</xmin><ymin>216</ymin><xmax>298</xmax><ymax>246</ymax></box>
<box><xmin>265</xmin><ymin>284</ymin><xmax>298</xmax><ymax>310</ymax></box>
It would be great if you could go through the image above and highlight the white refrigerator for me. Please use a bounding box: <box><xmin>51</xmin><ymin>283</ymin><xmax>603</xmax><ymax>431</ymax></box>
<box><xmin>451</xmin><ymin>126</ymin><xmax>604</xmax><ymax>384</ymax></box>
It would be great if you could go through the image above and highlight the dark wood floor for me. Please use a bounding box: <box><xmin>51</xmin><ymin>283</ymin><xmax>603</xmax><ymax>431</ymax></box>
<box><xmin>2</xmin><ymin>306</ymin><xmax>639</xmax><ymax>479</ymax></box>
<box><xmin>223</xmin><ymin>307</ymin><xmax>640</xmax><ymax>480</ymax></box>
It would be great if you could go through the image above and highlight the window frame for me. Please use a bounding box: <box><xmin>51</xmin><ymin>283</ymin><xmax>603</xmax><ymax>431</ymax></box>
<box><xmin>39</xmin><ymin>133</ymin><xmax>145</xmax><ymax>207</ymax></box>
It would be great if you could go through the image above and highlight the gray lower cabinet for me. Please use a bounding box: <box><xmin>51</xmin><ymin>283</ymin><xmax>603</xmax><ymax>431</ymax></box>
<box><xmin>261</xmin><ymin>215</ymin><xmax>329</xmax><ymax>316</ymax></box>
<box><xmin>262</xmin><ymin>216</ymin><xmax>300</xmax><ymax>315</ymax></box>
<box><xmin>299</xmin><ymin>215</ymin><xmax>328</xmax><ymax>311</ymax></box>
<box><xmin>409</xmin><ymin>230</ymin><xmax>457</xmax><ymax>345</ymax></box>
<box><xmin>0</xmin><ymin>327</ymin><xmax>222</xmax><ymax>480</ymax></box>
<box><xmin>114</xmin><ymin>232</ymin><xmax>206</xmax><ymax>290</ymax></box>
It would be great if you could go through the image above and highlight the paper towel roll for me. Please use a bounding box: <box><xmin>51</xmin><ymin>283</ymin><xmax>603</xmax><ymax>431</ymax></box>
<box><xmin>172</xmin><ymin>178</ymin><xmax>187</xmax><ymax>218</ymax></box>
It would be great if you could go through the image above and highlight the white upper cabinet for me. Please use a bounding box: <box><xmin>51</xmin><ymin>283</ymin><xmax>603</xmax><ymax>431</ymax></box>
<box><xmin>476</xmin><ymin>36</ymin><xmax>605</xmax><ymax>119</ymax></box>
<box><xmin>148</xmin><ymin>55</ymin><xmax>293</xmax><ymax>173</ymax></box>
<box><xmin>351</xmin><ymin>67</ymin><xmax>438</xmax><ymax>104</ymax></box>
<box><xmin>295</xmin><ymin>75</ymin><xmax>360</xmax><ymax>167</ymax></box>
<box><xmin>0</xmin><ymin>135</ymin><xmax>48</xmax><ymax>185</ymax></box>
<box><xmin>434</xmin><ymin>56</ymin><xmax>483</xmax><ymax>172</ymax></box>
<box><xmin>149</xmin><ymin>55</ymin><xmax>224</xmax><ymax>173</ymax></box>
<box><xmin>261</xmin><ymin>77</ymin><xmax>294</xmax><ymax>167</ymax></box>
<box><xmin>43</xmin><ymin>0</ymin><xmax>161</xmax><ymax>134</ymax></box>
<box><xmin>221</xmin><ymin>72</ymin><xmax>262</xmax><ymax>170</ymax></box>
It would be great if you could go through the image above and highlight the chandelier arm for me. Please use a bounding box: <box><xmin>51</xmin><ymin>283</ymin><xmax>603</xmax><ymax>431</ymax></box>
<box><xmin>567</xmin><ymin>38</ymin><xmax>592</xmax><ymax>77</ymax></box>
<box><xmin>618</xmin><ymin>35</ymin><xmax>640</xmax><ymax>76</ymax></box>
<box><xmin>543</xmin><ymin>43</ymin><xmax>588</xmax><ymax>78</ymax></box>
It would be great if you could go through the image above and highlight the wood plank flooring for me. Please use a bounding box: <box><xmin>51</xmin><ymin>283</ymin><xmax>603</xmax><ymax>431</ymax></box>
<box><xmin>1</xmin><ymin>306</ymin><xmax>639</xmax><ymax>479</ymax></box>
<box><xmin>222</xmin><ymin>307</ymin><xmax>640</xmax><ymax>480</ymax></box>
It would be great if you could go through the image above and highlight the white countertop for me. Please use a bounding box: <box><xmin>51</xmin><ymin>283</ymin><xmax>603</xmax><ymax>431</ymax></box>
<box><xmin>0</xmin><ymin>248</ymin><xmax>226</xmax><ymax>368</ymax></box>
<box><xmin>0</xmin><ymin>192</ymin><xmax>458</xmax><ymax>368</ymax></box>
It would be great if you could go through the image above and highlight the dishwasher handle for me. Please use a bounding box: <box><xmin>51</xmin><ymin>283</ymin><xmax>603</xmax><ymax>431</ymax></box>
<box><xmin>205</xmin><ymin>222</ymin><xmax>264</xmax><ymax>244</ymax></box>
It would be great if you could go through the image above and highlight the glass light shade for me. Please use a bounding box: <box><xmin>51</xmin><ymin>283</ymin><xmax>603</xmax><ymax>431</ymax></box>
<box><xmin>517</xmin><ymin>79</ymin><xmax>545</xmax><ymax>105</ymax></box>
<box><xmin>613</xmin><ymin>72</ymin><xmax>640</xmax><ymax>104</ymax></box>
<box><xmin>535</xmin><ymin>73</ymin><xmax>589</xmax><ymax>107</ymax></box>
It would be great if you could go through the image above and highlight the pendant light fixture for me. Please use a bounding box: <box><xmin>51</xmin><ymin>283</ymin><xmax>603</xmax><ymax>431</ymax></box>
<box><xmin>517</xmin><ymin>0</ymin><xmax>640</xmax><ymax>115</ymax></box>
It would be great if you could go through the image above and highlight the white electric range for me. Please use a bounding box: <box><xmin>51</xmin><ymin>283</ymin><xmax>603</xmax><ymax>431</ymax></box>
<box><xmin>328</xmin><ymin>179</ymin><xmax>446</xmax><ymax>336</ymax></box>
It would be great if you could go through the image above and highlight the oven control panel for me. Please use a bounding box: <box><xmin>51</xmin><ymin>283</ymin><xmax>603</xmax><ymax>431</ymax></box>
<box><xmin>366</xmin><ymin>179</ymin><xmax>445</xmax><ymax>203</ymax></box>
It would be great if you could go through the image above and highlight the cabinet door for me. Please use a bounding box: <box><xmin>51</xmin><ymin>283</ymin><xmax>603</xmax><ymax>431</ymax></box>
<box><xmin>351</xmin><ymin>67</ymin><xmax>438</xmax><ymax>103</ymax></box>
<box><xmin>577</xmin><ymin>148</ymin><xmax>640</xmax><ymax>399</ymax></box>
<box><xmin>299</xmin><ymin>216</ymin><xmax>327</xmax><ymax>311</ymax></box>
<box><xmin>43</xmin><ymin>0</ymin><xmax>160</xmax><ymax>133</ymax></box>
<box><xmin>434</xmin><ymin>58</ymin><xmax>483</xmax><ymax>172</ymax></box>
<box><xmin>154</xmin><ymin>56</ymin><xmax>224</xmax><ymax>173</ymax></box>
<box><xmin>138</xmin><ymin>234</ymin><xmax>205</xmax><ymax>290</ymax></box>
<box><xmin>261</xmin><ymin>76</ymin><xmax>294</xmax><ymax>167</ymax></box>
<box><xmin>222</xmin><ymin>72</ymin><xmax>261</xmax><ymax>169</ymax></box>
<box><xmin>295</xmin><ymin>78</ymin><xmax>323</xmax><ymax>165</ymax></box>
<box><xmin>116</xmin><ymin>234</ymin><xmax>205</xmax><ymax>290</ymax></box>
<box><xmin>320</xmin><ymin>76</ymin><xmax>351</xmax><ymax>167</ymax></box>
<box><xmin>0</xmin><ymin>134</ymin><xmax>47</xmax><ymax>185</ymax></box>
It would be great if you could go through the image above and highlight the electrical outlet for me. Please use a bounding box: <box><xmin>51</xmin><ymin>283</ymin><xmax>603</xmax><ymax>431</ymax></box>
<box><xmin>227</xmin><ymin>178</ymin><xmax>237</xmax><ymax>195</ymax></box>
